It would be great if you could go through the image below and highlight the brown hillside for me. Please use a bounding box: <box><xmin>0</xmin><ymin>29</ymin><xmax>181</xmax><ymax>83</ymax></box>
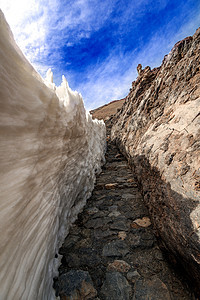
<box><xmin>90</xmin><ymin>98</ymin><xmax>125</xmax><ymax>120</ymax></box>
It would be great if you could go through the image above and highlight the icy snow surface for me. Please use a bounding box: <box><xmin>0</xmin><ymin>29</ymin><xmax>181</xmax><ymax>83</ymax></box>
<box><xmin>0</xmin><ymin>11</ymin><xmax>106</xmax><ymax>300</ymax></box>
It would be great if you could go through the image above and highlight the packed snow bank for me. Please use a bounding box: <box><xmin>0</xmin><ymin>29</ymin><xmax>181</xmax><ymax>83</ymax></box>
<box><xmin>0</xmin><ymin>11</ymin><xmax>106</xmax><ymax>300</ymax></box>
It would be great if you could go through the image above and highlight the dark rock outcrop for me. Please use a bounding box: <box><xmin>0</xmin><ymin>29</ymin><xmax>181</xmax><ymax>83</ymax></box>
<box><xmin>111</xmin><ymin>28</ymin><xmax>200</xmax><ymax>295</ymax></box>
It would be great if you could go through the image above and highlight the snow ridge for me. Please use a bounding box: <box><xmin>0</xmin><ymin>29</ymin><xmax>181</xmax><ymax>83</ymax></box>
<box><xmin>0</xmin><ymin>10</ymin><xmax>106</xmax><ymax>300</ymax></box>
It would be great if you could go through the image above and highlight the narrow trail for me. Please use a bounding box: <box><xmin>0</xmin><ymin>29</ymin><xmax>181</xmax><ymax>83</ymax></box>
<box><xmin>54</xmin><ymin>125</ymin><xmax>194</xmax><ymax>300</ymax></box>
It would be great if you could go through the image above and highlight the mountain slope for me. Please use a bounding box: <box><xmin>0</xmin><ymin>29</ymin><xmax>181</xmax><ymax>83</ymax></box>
<box><xmin>90</xmin><ymin>99</ymin><xmax>125</xmax><ymax>120</ymax></box>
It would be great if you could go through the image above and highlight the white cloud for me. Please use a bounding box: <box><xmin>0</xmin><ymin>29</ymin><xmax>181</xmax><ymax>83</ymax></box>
<box><xmin>1</xmin><ymin>0</ymin><xmax>200</xmax><ymax>110</ymax></box>
<box><xmin>1</xmin><ymin>0</ymin><xmax>48</xmax><ymax>64</ymax></box>
<box><xmin>0</xmin><ymin>0</ymin><xmax>115</xmax><ymax>75</ymax></box>
<box><xmin>77</xmin><ymin>12</ymin><xmax>200</xmax><ymax>110</ymax></box>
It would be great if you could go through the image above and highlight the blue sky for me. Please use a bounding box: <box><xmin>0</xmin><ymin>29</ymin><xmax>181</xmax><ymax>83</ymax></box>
<box><xmin>1</xmin><ymin>0</ymin><xmax>200</xmax><ymax>109</ymax></box>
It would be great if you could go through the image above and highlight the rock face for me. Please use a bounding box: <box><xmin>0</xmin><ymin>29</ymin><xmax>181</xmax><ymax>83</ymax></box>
<box><xmin>111</xmin><ymin>28</ymin><xmax>200</xmax><ymax>295</ymax></box>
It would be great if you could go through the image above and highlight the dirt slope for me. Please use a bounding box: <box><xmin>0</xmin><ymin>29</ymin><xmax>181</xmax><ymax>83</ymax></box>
<box><xmin>90</xmin><ymin>99</ymin><xmax>125</xmax><ymax>120</ymax></box>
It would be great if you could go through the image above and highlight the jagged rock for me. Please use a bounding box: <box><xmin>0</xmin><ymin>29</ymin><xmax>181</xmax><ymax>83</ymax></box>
<box><xmin>79</xmin><ymin>248</ymin><xmax>101</xmax><ymax>267</ymax></box>
<box><xmin>111</xmin><ymin>27</ymin><xmax>200</xmax><ymax>295</ymax></box>
<box><xmin>102</xmin><ymin>240</ymin><xmax>129</xmax><ymax>257</ymax></box>
<box><xmin>133</xmin><ymin>277</ymin><xmax>171</xmax><ymax>300</ymax></box>
<box><xmin>109</xmin><ymin>211</ymin><xmax>121</xmax><ymax>217</ymax></box>
<box><xmin>94</xmin><ymin>229</ymin><xmax>117</xmax><ymax>239</ymax></box>
<box><xmin>137</xmin><ymin>64</ymin><xmax>142</xmax><ymax>75</ymax></box>
<box><xmin>129</xmin><ymin>231</ymin><xmax>155</xmax><ymax>249</ymax></box>
<box><xmin>101</xmin><ymin>271</ymin><xmax>131</xmax><ymax>300</ymax></box>
<box><xmin>108</xmin><ymin>205</ymin><xmax>119</xmax><ymax>211</ymax></box>
<box><xmin>58</xmin><ymin>270</ymin><xmax>97</xmax><ymax>300</ymax></box>
<box><xmin>84</xmin><ymin>217</ymin><xmax>110</xmax><ymax>229</ymax></box>
<box><xmin>85</xmin><ymin>207</ymin><xmax>99</xmax><ymax>215</ymax></box>
<box><xmin>127</xmin><ymin>270</ymin><xmax>140</xmax><ymax>282</ymax></box>
<box><xmin>110</xmin><ymin>219</ymin><xmax>129</xmax><ymax>231</ymax></box>
<box><xmin>60</xmin><ymin>235</ymin><xmax>80</xmax><ymax>252</ymax></box>
<box><xmin>107</xmin><ymin>260</ymin><xmax>131</xmax><ymax>272</ymax></box>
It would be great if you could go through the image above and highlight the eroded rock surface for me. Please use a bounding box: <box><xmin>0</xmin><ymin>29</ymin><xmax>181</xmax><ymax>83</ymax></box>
<box><xmin>111</xmin><ymin>28</ymin><xmax>200</xmax><ymax>295</ymax></box>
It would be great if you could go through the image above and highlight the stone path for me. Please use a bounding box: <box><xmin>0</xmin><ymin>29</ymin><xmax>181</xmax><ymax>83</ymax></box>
<box><xmin>54</xmin><ymin>128</ymin><xmax>194</xmax><ymax>299</ymax></box>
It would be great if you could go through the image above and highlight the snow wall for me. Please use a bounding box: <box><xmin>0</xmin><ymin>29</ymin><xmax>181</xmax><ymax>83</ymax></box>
<box><xmin>0</xmin><ymin>11</ymin><xmax>106</xmax><ymax>300</ymax></box>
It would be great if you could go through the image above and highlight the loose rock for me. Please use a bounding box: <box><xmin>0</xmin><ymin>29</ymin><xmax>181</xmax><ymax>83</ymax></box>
<box><xmin>105</xmin><ymin>183</ymin><xmax>118</xmax><ymax>189</ymax></box>
<box><xmin>107</xmin><ymin>260</ymin><xmax>131</xmax><ymax>273</ymax></box>
<box><xmin>58</xmin><ymin>270</ymin><xmax>97</xmax><ymax>300</ymax></box>
<box><xmin>133</xmin><ymin>277</ymin><xmax>171</xmax><ymax>300</ymax></box>
<box><xmin>118</xmin><ymin>231</ymin><xmax>127</xmax><ymax>240</ymax></box>
<box><xmin>127</xmin><ymin>271</ymin><xmax>140</xmax><ymax>282</ymax></box>
<box><xmin>102</xmin><ymin>240</ymin><xmax>129</xmax><ymax>257</ymax></box>
<box><xmin>132</xmin><ymin>217</ymin><xmax>151</xmax><ymax>228</ymax></box>
<box><xmin>101</xmin><ymin>271</ymin><xmax>131</xmax><ymax>300</ymax></box>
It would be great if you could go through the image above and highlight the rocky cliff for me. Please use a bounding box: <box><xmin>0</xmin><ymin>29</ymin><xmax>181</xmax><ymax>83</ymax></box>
<box><xmin>111</xmin><ymin>28</ymin><xmax>200</xmax><ymax>295</ymax></box>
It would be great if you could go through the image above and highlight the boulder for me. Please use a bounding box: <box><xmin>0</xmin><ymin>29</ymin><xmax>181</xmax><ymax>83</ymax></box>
<box><xmin>57</xmin><ymin>270</ymin><xmax>97</xmax><ymax>300</ymax></box>
<box><xmin>101</xmin><ymin>271</ymin><xmax>131</xmax><ymax>300</ymax></box>
<box><xmin>133</xmin><ymin>277</ymin><xmax>171</xmax><ymax>300</ymax></box>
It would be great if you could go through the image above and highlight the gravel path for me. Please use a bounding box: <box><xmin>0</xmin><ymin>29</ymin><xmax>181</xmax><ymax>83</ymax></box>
<box><xmin>54</xmin><ymin>126</ymin><xmax>194</xmax><ymax>300</ymax></box>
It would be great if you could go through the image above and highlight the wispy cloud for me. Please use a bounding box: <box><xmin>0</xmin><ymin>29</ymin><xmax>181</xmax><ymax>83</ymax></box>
<box><xmin>77</xmin><ymin>5</ymin><xmax>200</xmax><ymax>109</ymax></box>
<box><xmin>1</xmin><ymin>0</ymin><xmax>116</xmax><ymax>73</ymax></box>
<box><xmin>1</xmin><ymin>0</ymin><xmax>200</xmax><ymax>109</ymax></box>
